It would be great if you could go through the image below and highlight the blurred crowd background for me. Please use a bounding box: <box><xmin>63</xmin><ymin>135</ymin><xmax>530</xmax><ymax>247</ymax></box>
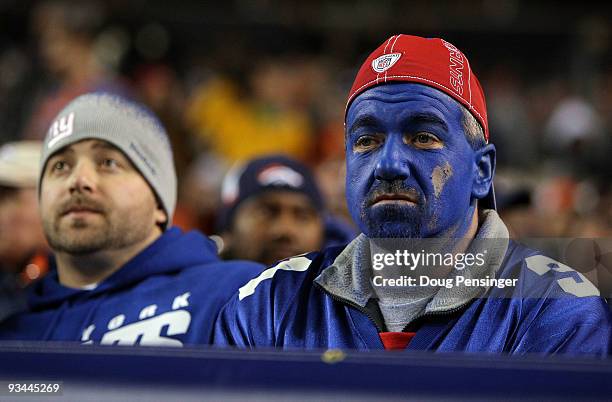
<box><xmin>0</xmin><ymin>0</ymin><xmax>610</xmax><ymax>247</ymax></box>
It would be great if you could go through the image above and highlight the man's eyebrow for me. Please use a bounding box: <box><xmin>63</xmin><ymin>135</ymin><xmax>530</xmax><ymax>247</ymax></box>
<box><xmin>91</xmin><ymin>141</ymin><xmax>120</xmax><ymax>151</ymax></box>
<box><xmin>405</xmin><ymin>112</ymin><xmax>448</xmax><ymax>130</ymax></box>
<box><xmin>347</xmin><ymin>115</ymin><xmax>381</xmax><ymax>135</ymax></box>
<box><xmin>49</xmin><ymin>146</ymin><xmax>74</xmax><ymax>158</ymax></box>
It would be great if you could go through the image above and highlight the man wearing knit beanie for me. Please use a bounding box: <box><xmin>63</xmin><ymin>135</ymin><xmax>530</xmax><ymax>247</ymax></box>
<box><xmin>214</xmin><ymin>35</ymin><xmax>609</xmax><ymax>355</ymax></box>
<box><xmin>0</xmin><ymin>93</ymin><xmax>263</xmax><ymax>346</ymax></box>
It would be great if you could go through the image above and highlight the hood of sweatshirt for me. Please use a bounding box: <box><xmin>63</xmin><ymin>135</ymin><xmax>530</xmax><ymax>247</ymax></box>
<box><xmin>27</xmin><ymin>227</ymin><xmax>220</xmax><ymax>310</ymax></box>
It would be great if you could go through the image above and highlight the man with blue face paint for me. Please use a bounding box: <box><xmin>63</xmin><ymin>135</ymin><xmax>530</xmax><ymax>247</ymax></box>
<box><xmin>214</xmin><ymin>35</ymin><xmax>610</xmax><ymax>355</ymax></box>
<box><xmin>345</xmin><ymin>83</ymin><xmax>491</xmax><ymax>240</ymax></box>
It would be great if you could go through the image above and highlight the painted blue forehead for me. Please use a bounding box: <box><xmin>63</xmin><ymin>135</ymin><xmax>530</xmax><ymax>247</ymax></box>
<box><xmin>346</xmin><ymin>82</ymin><xmax>463</xmax><ymax>123</ymax></box>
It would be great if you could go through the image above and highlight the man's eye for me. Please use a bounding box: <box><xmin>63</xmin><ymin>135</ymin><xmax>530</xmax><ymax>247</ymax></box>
<box><xmin>407</xmin><ymin>132</ymin><xmax>442</xmax><ymax>149</ymax></box>
<box><xmin>101</xmin><ymin>159</ymin><xmax>119</xmax><ymax>168</ymax></box>
<box><xmin>416</xmin><ymin>133</ymin><xmax>432</xmax><ymax>143</ymax></box>
<box><xmin>52</xmin><ymin>161</ymin><xmax>68</xmax><ymax>172</ymax></box>
<box><xmin>354</xmin><ymin>136</ymin><xmax>381</xmax><ymax>152</ymax></box>
<box><xmin>257</xmin><ymin>204</ymin><xmax>278</xmax><ymax>218</ymax></box>
<box><xmin>294</xmin><ymin>208</ymin><xmax>317</xmax><ymax>222</ymax></box>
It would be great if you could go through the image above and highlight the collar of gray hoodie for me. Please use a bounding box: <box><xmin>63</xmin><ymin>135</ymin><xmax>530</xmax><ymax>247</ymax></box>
<box><xmin>314</xmin><ymin>209</ymin><xmax>510</xmax><ymax>331</ymax></box>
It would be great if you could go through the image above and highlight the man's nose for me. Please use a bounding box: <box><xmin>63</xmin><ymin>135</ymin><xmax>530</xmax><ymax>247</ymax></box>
<box><xmin>68</xmin><ymin>160</ymin><xmax>97</xmax><ymax>194</ymax></box>
<box><xmin>374</xmin><ymin>135</ymin><xmax>410</xmax><ymax>181</ymax></box>
<box><xmin>269</xmin><ymin>211</ymin><xmax>299</xmax><ymax>240</ymax></box>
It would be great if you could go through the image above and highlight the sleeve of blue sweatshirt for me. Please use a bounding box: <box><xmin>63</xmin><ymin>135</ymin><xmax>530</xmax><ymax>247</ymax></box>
<box><xmin>213</xmin><ymin>255</ymin><xmax>314</xmax><ymax>348</ymax></box>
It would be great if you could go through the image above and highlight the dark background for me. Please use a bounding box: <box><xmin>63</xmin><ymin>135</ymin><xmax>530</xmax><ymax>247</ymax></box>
<box><xmin>1</xmin><ymin>0</ymin><xmax>610</xmax><ymax>237</ymax></box>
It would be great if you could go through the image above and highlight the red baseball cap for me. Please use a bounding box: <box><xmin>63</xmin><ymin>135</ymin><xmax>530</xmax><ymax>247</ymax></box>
<box><xmin>346</xmin><ymin>34</ymin><xmax>489</xmax><ymax>142</ymax></box>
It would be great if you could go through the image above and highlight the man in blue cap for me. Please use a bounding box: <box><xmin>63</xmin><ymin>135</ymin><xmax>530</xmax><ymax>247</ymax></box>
<box><xmin>217</xmin><ymin>155</ymin><xmax>354</xmax><ymax>266</ymax></box>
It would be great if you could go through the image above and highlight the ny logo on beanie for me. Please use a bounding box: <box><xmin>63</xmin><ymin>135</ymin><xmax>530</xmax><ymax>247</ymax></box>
<box><xmin>47</xmin><ymin>112</ymin><xmax>75</xmax><ymax>149</ymax></box>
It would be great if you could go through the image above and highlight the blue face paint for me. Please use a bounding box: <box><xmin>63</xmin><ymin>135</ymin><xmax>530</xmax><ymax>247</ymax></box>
<box><xmin>345</xmin><ymin>83</ymin><xmax>480</xmax><ymax>238</ymax></box>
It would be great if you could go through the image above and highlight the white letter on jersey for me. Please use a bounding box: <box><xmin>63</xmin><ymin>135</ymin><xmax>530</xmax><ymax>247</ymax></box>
<box><xmin>100</xmin><ymin>310</ymin><xmax>191</xmax><ymax>347</ymax></box>
<box><xmin>239</xmin><ymin>256</ymin><xmax>311</xmax><ymax>301</ymax></box>
<box><xmin>172</xmin><ymin>292</ymin><xmax>190</xmax><ymax>310</ymax></box>
<box><xmin>525</xmin><ymin>255</ymin><xmax>600</xmax><ymax>297</ymax></box>
<box><xmin>139</xmin><ymin>304</ymin><xmax>158</xmax><ymax>320</ymax></box>
<box><xmin>108</xmin><ymin>314</ymin><xmax>126</xmax><ymax>330</ymax></box>
<box><xmin>81</xmin><ymin>324</ymin><xmax>95</xmax><ymax>343</ymax></box>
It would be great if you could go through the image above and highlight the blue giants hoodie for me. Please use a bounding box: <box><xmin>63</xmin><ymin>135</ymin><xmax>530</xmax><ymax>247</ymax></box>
<box><xmin>0</xmin><ymin>228</ymin><xmax>263</xmax><ymax>346</ymax></box>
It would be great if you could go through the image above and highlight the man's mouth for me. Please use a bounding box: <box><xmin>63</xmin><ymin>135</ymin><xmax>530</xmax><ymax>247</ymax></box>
<box><xmin>61</xmin><ymin>206</ymin><xmax>103</xmax><ymax>217</ymax></box>
<box><xmin>370</xmin><ymin>193</ymin><xmax>419</xmax><ymax>206</ymax></box>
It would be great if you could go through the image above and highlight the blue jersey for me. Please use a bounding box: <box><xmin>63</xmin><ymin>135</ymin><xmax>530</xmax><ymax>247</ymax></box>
<box><xmin>0</xmin><ymin>228</ymin><xmax>263</xmax><ymax>346</ymax></box>
<box><xmin>214</xmin><ymin>239</ymin><xmax>610</xmax><ymax>356</ymax></box>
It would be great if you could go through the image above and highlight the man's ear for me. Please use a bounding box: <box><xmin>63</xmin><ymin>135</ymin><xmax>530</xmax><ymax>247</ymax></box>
<box><xmin>472</xmin><ymin>143</ymin><xmax>496</xmax><ymax>200</ymax></box>
<box><xmin>154</xmin><ymin>204</ymin><xmax>168</xmax><ymax>228</ymax></box>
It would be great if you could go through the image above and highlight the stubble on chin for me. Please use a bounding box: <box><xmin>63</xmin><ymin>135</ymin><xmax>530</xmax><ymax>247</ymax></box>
<box><xmin>45</xmin><ymin>216</ymin><xmax>112</xmax><ymax>255</ymax></box>
<box><xmin>362</xmin><ymin>204</ymin><xmax>423</xmax><ymax>238</ymax></box>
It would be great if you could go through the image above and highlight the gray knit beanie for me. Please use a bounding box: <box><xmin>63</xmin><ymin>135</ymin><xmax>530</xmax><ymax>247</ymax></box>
<box><xmin>39</xmin><ymin>93</ymin><xmax>177</xmax><ymax>229</ymax></box>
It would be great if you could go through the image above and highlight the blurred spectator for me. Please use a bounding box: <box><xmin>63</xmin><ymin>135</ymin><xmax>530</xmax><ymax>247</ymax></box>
<box><xmin>0</xmin><ymin>46</ymin><xmax>33</xmax><ymax>144</ymax></box>
<box><xmin>22</xmin><ymin>0</ymin><xmax>130</xmax><ymax>140</ymax></box>
<box><xmin>133</xmin><ymin>63</ymin><xmax>195</xmax><ymax>179</ymax></box>
<box><xmin>216</xmin><ymin>155</ymin><xmax>354</xmax><ymax>266</ymax></box>
<box><xmin>178</xmin><ymin>152</ymin><xmax>228</xmax><ymax>234</ymax></box>
<box><xmin>308</xmin><ymin>58</ymin><xmax>354</xmax><ymax>225</ymax></box>
<box><xmin>495</xmin><ymin>186</ymin><xmax>534</xmax><ymax>238</ymax></box>
<box><xmin>485</xmin><ymin>66</ymin><xmax>537</xmax><ymax>169</ymax></box>
<box><xmin>0</xmin><ymin>0</ymin><xmax>608</xmax><ymax>244</ymax></box>
<box><xmin>496</xmin><ymin>172</ymin><xmax>612</xmax><ymax>238</ymax></box>
<box><xmin>544</xmin><ymin>95</ymin><xmax>606</xmax><ymax>177</ymax></box>
<box><xmin>545</xmin><ymin>96</ymin><xmax>603</xmax><ymax>149</ymax></box>
<box><xmin>185</xmin><ymin>56</ymin><xmax>314</xmax><ymax>165</ymax></box>
<box><xmin>0</xmin><ymin>141</ymin><xmax>49</xmax><ymax>321</ymax></box>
